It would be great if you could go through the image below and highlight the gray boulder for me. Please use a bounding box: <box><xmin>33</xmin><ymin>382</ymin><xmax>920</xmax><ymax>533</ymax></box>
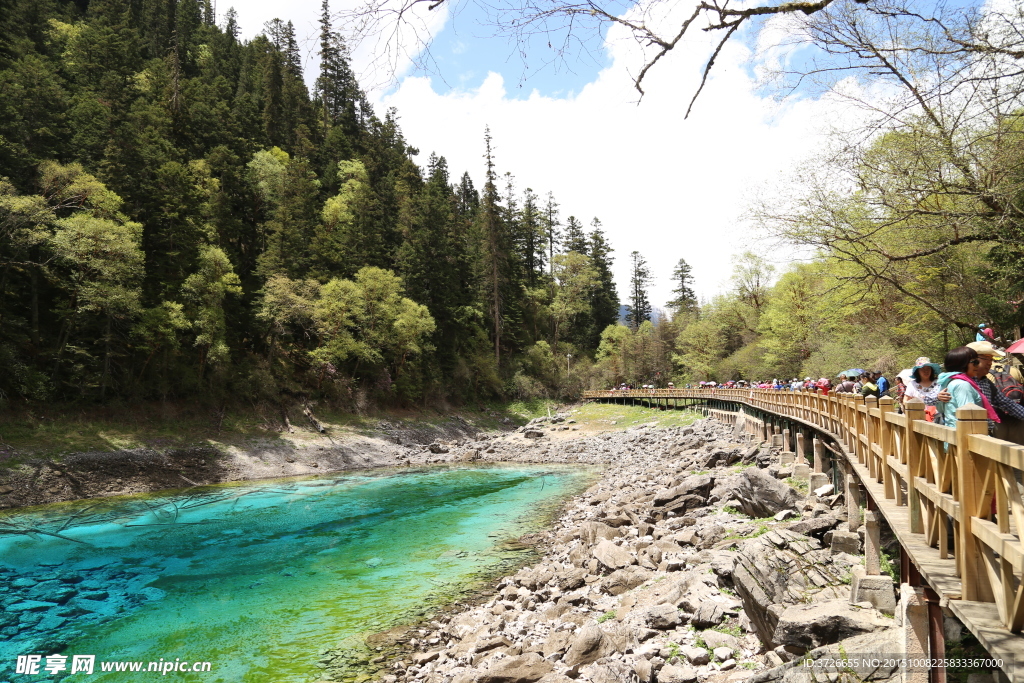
<box><xmin>772</xmin><ymin>600</ymin><xmax>890</xmax><ymax>651</ymax></box>
<box><xmin>658</xmin><ymin>664</ymin><xmax>699</xmax><ymax>683</ymax></box>
<box><xmin>593</xmin><ymin>540</ymin><xmax>634</xmax><ymax>570</ymax></box>
<box><xmin>601</xmin><ymin>566</ymin><xmax>654</xmax><ymax>596</ymax></box>
<box><xmin>652</xmin><ymin>475</ymin><xmax>715</xmax><ymax>513</ymax></box>
<box><xmin>578</xmin><ymin>660</ymin><xmax>638</xmax><ymax>683</ymax></box>
<box><xmin>710</xmin><ymin>468</ymin><xmax>801</xmax><ymax>518</ymax></box>
<box><xmin>477</xmin><ymin>653</ymin><xmax>554</xmax><ymax>683</ymax></box>
<box><xmin>562</xmin><ymin>622</ymin><xmax>615</xmax><ymax>667</ymax></box>
<box><xmin>749</xmin><ymin>624</ymin><xmax>902</xmax><ymax>682</ymax></box>
<box><xmin>579</xmin><ymin>521</ymin><xmax>621</xmax><ymax>547</ymax></box>
<box><xmin>643</xmin><ymin>603</ymin><xmax>682</xmax><ymax>629</ymax></box>
<box><xmin>732</xmin><ymin>529</ymin><xmax>847</xmax><ymax>646</ymax></box>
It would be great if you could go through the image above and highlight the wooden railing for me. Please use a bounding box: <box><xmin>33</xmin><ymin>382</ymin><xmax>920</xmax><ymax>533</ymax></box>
<box><xmin>583</xmin><ymin>387</ymin><xmax>1024</xmax><ymax>636</ymax></box>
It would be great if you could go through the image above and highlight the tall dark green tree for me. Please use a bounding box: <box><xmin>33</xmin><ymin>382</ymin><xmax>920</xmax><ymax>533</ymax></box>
<box><xmin>667</xmin><ymin>257</ymin><xmax>697</xmax><ymax>314</ymax></box>
<box><xmin>564</xmin><ymin>216</ymin><xmax>587</xmax><ymax>254</ymax></box>
<box><xmin>588</xmin><ymin>224</ymin><xmax>619</xmax><ymax>343</ymax></box>
<box><xmin>479</xmin><ymin>128</ymin><xmax>510</xmax><ymax>366</ymax></box>
<box><xmin>543</xmin><ymin>191</ymin><xmax>560</xmax><ymax>276</ymax></box>
<box><xmin>625</xmin><ymin>250</ymin><xmax>652</xmax><ymax>330</ymax></box>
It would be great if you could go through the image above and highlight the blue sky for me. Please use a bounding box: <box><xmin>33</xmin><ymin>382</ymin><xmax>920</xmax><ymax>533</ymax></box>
<box><xmin>230</xmin><ymin>0</ymin><xmax>616</xmax><ymax>98</ymax></box>
<box><xmin>226</xmin><ymin>0</ymin><xmax>865</xmax><ymax>307</ymax></box>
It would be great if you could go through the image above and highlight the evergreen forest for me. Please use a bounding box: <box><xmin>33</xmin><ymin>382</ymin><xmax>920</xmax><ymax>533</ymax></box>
<box><xmin>3</xmin><ymin>0</ymin><xmax>1024</xmax><ymax>411</ymax></box>
<box><xmin>0</xmin><ymin>0</ymin><xmax>622</xmax><ymax>409</ymax></box>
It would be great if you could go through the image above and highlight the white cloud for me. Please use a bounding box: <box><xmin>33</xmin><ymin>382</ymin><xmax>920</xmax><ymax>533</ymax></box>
<box><xmin>378</xmin><ymin>8</ymin><xmax>856</xmax><ymax>309</ymax></box>
<box><xmin>231</xmin><ymin>0</ymin><xmax>867</xmax><ymax>309</ymax></box>
<box><xmin>229</xmin><ymin>0</ymin><xmax>450</xmax><ymax>90</ymax></box>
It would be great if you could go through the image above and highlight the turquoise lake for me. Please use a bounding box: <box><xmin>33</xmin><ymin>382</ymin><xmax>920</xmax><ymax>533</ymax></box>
<box><xmin>0</xmin><ymin>464</ymin><xmax>599</xmax><ymax>682</ymax></box>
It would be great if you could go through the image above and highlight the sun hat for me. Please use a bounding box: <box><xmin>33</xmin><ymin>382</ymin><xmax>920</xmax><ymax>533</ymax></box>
<box><xmin>915</xmin><ymin>356</ymin><xmax>931</xmax><ymax>366</ymax></box>
<box><xmin>911</xmin><ymin>363</ymin><xmax>942</xmax><ymax>382</ymax></box>
<box><xmin>967</xmin><ymin>340</ymin><xmax>999</xmax><ymax>357</ymax></box>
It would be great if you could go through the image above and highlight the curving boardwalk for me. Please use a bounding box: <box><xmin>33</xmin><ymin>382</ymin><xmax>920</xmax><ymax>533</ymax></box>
<box><xmin>583</xmin><ymin>387</ymin><xmax>1024</xmax><ymax>680</ymax></box>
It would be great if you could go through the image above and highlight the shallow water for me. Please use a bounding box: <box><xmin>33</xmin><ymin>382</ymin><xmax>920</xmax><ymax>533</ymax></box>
<box><xmin>0</xmin><ymin>464</ymin><xmax>598</xmax><ymax>682</ymax></box>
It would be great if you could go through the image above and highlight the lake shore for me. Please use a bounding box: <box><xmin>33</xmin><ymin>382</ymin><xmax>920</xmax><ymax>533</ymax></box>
<box><xmin>349</xmin><ymin>414</ymin><xmax>916</xmax><ymax>683</ymax></box>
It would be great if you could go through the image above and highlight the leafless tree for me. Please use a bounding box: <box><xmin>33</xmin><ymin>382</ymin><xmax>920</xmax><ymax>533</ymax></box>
<box><xmin>335</xmin><ymin>0</ymin><xmax>1024</xmax><ymax>114</ymax></box>
<box><xmin>750</xmin><ymin>0</ymin><xmax>1024</xmax><ymax>329</ymax></box>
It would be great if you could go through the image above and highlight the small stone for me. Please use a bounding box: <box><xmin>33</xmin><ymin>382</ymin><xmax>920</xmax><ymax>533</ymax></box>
<box><xmin>9</xmin><ymin>600</ymin><xmax>58</xmax><ymax>612</ymax></box>
<box><xmin>713</xmin><ymin>646</ymin><xmax>734</xmax><ymax>662</ymax></box>
<box><xmin>658</xmin><ymin>664</ymin><xmax>698</xmax><ymax>683</ymax></box>
<box><xmin>813</xmin><ymin>483</ymin><xmax>835</xmax><ymax>497</ymax></box>
<box><xmin>411</xmin><ymin>651</ymin><xmax>440</xmax><ymax>666</ymax></box>
<box><xmin>830</xmin><ymin>530</ymin><xmax>861</xmax><ymax>555</ymax></box>
<box><xmin>680</xmin><ymin>645</ymin><xmax>708</xmax><ymax>665</ymax></box>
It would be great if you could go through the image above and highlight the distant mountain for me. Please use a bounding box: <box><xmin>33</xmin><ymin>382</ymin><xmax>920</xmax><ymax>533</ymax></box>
<box><xmin>618</xmin><ymin>305</ymin><xmax>668</xmax><ymax>326</ymax></box>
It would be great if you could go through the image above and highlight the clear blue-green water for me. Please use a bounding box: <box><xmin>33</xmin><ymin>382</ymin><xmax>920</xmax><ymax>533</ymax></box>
<box><xmin>0</xmin><ymin>464</ymin><xmax>598</xmax><ymax>682</ymax></box>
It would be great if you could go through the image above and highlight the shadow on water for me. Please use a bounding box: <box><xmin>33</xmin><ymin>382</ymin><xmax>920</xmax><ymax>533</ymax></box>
<box><xmin>0</xmin><ymin>463</ymin><xmax>599</xmax><ymax>682</ymax></box>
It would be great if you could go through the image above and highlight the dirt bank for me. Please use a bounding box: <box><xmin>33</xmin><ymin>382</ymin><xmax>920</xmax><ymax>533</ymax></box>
<box><xmin>0</xmin><ymin>413</ymin><xmax>505</xmax><ymax>510</ymax></box>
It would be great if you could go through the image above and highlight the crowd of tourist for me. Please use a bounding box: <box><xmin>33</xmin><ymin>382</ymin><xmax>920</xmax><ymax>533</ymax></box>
<box><xmin>606</xmin><ymin>332</ymin><xmax>1024</xmax><ymax>445</ymax></box>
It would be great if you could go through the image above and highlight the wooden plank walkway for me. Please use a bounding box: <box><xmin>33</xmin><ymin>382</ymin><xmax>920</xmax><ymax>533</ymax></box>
<box><xmin>583</xmin><ymin>388</ymin><xmax>1024</xmax><ymax>680</ymax></box>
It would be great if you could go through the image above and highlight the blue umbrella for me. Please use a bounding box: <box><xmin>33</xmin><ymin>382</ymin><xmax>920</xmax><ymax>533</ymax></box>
<box><xmin>839</xmin><ymin>368</ymin><xmax>865</xmax><ymax>377</ymax></box>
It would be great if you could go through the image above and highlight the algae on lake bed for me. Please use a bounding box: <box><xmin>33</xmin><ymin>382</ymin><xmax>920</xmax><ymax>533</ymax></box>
<box><xmin>0</xmin><ymin>464</ymin><xmax>598</xmax><ymax>682</ymax></box>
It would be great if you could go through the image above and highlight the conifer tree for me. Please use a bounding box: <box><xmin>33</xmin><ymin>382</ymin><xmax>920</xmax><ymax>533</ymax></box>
<box><xmin>667</xmin><ymin>257</ymin><xmax>697</xmax><ymax>314</ymax></box>
<box><xmin>480</xmin><ymin>127</ymin><xmax>508</xmax><ymax>366</ymax></box>
<box><xmin>625</xmin><ymin>250</ymin><xmax>652</xmax><ymax>330</ymax></box>
<box><xmin>543</xmin><ymin>192</ymin><xmax>560</xmax><ymax>275</ymax></box>
<box><xmin>519</xmin><ymin>188</ymin><xmax>544</xmax><ymax>287</ymax></box>
<box><xmin>588</xmin><ymin>224</ymin><xmax>619</xmax><ymax>343</ymax></box>
<box><xmin>564</xmin><ymin>216</ymin><xmax>587</xmax><ymax>254</ymax></box>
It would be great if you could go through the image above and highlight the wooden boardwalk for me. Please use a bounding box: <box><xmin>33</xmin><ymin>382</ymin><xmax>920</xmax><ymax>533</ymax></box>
<box><xmin>583</xmin><ymin>387</ymin><xmax>1024</xmax><ymax>679</ymax></box>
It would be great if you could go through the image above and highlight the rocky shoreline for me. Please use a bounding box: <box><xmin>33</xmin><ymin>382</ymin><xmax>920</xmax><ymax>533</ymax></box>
<box><xmin>349</xmin><ymin>415</ymin><xmax>910</xmax><ymax>683</ymax></box>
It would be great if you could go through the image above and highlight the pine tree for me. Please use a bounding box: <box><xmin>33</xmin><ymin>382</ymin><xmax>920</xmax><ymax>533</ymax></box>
<box><xmin>588</xmin><ymin>224</ymin><xmax>619</xmax><ymax>344</ymax></box>
<box><xmin>625</xmin><ymin>250</ymin><xmax>652</xmax><ymax>330</ymax></box>
<box><xmin>667</xmin><ymin>257</ymin><xmax>697</xmax><ymax>313</ymax></box>
<box><xmin>564</xmin><ymin>216</ymin><xmax>587</xmax><ymax>254</ymax></box>
<box><xmin>543</xmin><ymin>192</ymin><xmax>561</xmax><ymax>275</ymax></box>
<box><xmin>519</xmin><ymin>188</ymin><xmax>544</xmax><ymax>287</ymax></box>
<box><xmin>479</xmin><ymin>127</ymin><xmax>508</xmax><ymax>366</ymax></box>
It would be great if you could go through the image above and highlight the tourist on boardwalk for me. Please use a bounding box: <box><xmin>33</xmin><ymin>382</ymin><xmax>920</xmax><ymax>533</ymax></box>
<box><xmin>938</xmin><ymin>341</ymin><xmax>1024</xmax><ymax>440</ymax></box>
<box><xmin>859</xmin><ymin>372</ymin><xmax>880</xmax><ymax>398</ymax></box>
<box><xmin>836</xmin><ymin>374</ymin><xmax>857</xmax><ymax>393</ymax></box>
<box><xmin>937</xmin><ymin>346</ymin><xmax>1000</xmax><ymax>431</ymax></box>
<box><xmin>875</xmin><ymin>371</ymin><xmax>890</xmax><ymax>397</ymax></box>
<box><xmin>904</xmin><ymin>362</ymin><xmax>942</xmax><ymax>422</ymax></box>
<box><xmin>894</xmin><ymin>369</ymin><xmax>913</xmax><ymax>409</ymax></box>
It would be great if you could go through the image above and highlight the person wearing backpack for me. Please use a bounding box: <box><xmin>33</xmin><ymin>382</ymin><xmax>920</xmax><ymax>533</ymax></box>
<box><xmin>875</xmin><ymin>371</ymin><xmax>890</xmax><ymax>397</ymax></box>
<box><xmin>987</xmin><ymin>342</ymin><xmax>1024</xmax><ymax>443</ymax></box>
<box><xmin>938</xmin><ymin>341</ymin><xmax>1024</xmax><ymax>441</ymax></box>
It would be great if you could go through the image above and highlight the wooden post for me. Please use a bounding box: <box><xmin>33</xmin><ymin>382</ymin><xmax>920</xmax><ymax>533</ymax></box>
<box><xmin>864</xmin><ymin>395</ymin><xmax>878</xmax><ymax>478</ymax></box>
<box><xmin>878</xmin><ymin>397</ymin><xmax>895</xmax><ymax>498</ymax></box>
<box><xmin>955</xmin><ymin>403</ymin><xmax>991</xmax><ymax>602</ymax></box>
<box><xmin>853</xmin><ymin>394</ymin><xmax>867</xmax><ymax>464</ymax></box>
<box><xmin>904</xmin><ymin>399</ymin><xmax>925</xmax><ymax>535</ymax></box>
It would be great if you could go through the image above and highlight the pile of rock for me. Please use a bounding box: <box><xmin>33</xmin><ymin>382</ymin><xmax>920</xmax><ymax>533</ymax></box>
<box><xmin>355</xmin><ymin>418</ymin><xmax>901</xmax><ymax>683</ymax></box>
<box><xmin>0</xmin><ymin>557</ymin><xmax>166</xmax><ymax>656</ymax></box>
